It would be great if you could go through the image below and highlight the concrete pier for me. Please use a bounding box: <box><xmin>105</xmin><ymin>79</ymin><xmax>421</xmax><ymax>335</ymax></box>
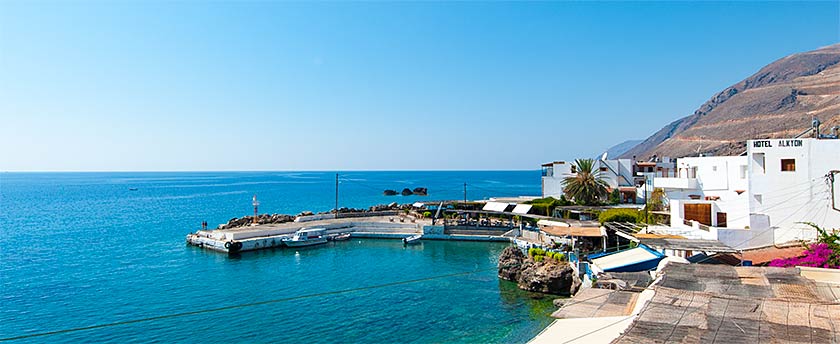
<box><xmin>186</xmin><ymin>216</ymin><xmax>425</xmax><ymax>253</ymax></box>
<box><xmin>186</xmin><ymin>215</ymin><xmax>514</xmax><ymax>254</ymax></box>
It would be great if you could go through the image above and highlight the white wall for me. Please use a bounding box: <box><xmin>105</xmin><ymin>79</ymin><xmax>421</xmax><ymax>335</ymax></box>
<box><xmin>748</xmin><ymin>138</ymin><xmax>840</xmax><ymax>244</ymax></box>
<box><xmin>663</xmin><ymin>156</ymin><xmax>750</xmax><ymax>230</ymax></box>
<box><xmin>542</xmin><ymin>161</ymin><xmax>573</xmax><ymax>198</ymax></box>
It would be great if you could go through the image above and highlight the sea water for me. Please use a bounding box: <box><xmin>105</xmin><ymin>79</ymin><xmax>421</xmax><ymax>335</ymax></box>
<box><xmin>0</xmin><ymin>171</ymin><xmax>555</xmax><ymax>343</ymax></box>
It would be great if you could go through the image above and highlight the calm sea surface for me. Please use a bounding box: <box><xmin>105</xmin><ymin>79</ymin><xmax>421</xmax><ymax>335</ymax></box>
<box><xmin>0</xmin><ymin>171</ymin><xmax>556</xmax><ymax>343</ymax></box>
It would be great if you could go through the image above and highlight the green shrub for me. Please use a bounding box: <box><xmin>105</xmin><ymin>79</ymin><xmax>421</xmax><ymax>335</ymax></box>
<box><xmin>422</xmin><ymin>211</ymin><xmax>432</xmax><ymax>218</ymax></box>
<box><xmin>608</xmin><ymin>189</ymin><xmax>621</xmax><ymax>205</ymax></box>
<box><xmin>554</xmin><ymin>252</ymin><xmax>567</xmax><ymax>261</ymax></box>
<box><xmin>528</xmin><ymin>247</ymin><xmax>546</xmax><ymax>257</ymax></box>
<box><xmin>534</xmin><ymin>255</ymin><xmax>544</xmax><ymax>262</ymax></box>
<box><xmin>525</xmin><ymin>197</ymin><xmax>572</xmax><ymax>216</ymax></box>
<box><xmin>598</xmin><ymin>208</ymin><xmax>641</xmax><ymax>224</ymax></box>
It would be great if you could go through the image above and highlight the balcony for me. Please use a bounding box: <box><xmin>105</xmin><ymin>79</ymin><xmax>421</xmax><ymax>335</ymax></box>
<box><xmin>654</xmin><ymin>177</ymin><xmax>699</xmax><ymax>190</ymax></box>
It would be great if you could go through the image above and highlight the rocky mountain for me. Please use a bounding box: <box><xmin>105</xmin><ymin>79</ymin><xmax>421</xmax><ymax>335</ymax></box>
<box><xmin>599</xmin><ymin>139</ymin><xmax>643</xmax><ymax>160</ymax></box>
<box><xmin>620</xmin><ymin>44</ymin><xmax>840</xmax><ymax>160</ymax></box>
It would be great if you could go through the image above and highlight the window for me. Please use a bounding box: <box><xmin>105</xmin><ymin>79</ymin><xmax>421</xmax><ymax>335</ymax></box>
<box><xmin>740</xmin><ymin>165</ymin><xmax>747</xmax><ymax>179</ymax></box>
<box><xmin>781</xmin><ymin>159</ymin><xmax>796</xmax><ymax>172</ymax></box>
<box><xmin>752</xmin><ymin>153</ymin><xmax>765</xmax><ymax>174</ymax></box>
<box><xmin>716</xmin><ymin>212</ymin><xmax>727</xmax><ymax>228</ymax></box>
<box><xmin>599</xmin><ymin>167</ymin><xmax>608</xmax><ymax>172</ymax></box>
<box><xmin>754</xmin><ymin>194</ymin><xmax>762</xmax><ymax>204</ymax></box>
<box><xmin>541</xmin><ymin>166</ymin><xmax>553</xmax><ymax>177</ymax></box>
<box><xmin>712</xmin><ymin>166</ymin><xmax>717</xmax><ymax>172</ymax></box>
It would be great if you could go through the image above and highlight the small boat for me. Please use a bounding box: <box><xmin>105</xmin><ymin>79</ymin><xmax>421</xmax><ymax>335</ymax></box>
<box><xmin>283</xmin><ymin>228</ymin><xmax>328</xmax><ymax>247</ymax></box>
<box><xmin>332</xmin><ymin>233</ymin><xmax>351</xmax><ymax>241</ymax></box>
<box><xmin>403</xmin><ymin>234</ymin><xmax>422</xmax><ymax>245</ymax></box>
<box><xmin>128</xmin><ymin>188</ymin><xmax>138</xmax><ymax>191</ymax></box>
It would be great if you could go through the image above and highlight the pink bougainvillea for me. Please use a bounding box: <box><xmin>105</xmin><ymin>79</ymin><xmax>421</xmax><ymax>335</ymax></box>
<box><xmin>769</xmin><ymin>243</ymin><xmax>837</xmax><ymax>269</ymax></box>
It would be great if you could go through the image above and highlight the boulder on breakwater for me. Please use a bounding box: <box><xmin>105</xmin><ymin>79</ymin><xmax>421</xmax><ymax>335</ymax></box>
<box><xmin>218</xmin><ymin>214</ymin><xmax>295</xmax><ymax>229</ymax></box>
<box><xmin>497</xmin><ymin>246</ymin><xmax>581</xmax><ymax>296</ymax></box>
<box><xmin>216</xmin><ymin>202</ymin><xmax>416</xmax><ymax>229</ymax></box>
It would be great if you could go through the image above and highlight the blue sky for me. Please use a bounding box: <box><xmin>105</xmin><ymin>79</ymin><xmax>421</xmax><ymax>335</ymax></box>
<box><xmin>1</xmin><ymin>1</ymin><xmax>837</xmax><ymax>171</ymax></box>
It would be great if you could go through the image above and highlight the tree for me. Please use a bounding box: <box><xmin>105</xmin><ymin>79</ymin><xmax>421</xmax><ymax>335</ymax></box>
<box><xmin>562</xmin><ymin>159</ymin><xmax>609</xmax><ymax>205</ymax></box>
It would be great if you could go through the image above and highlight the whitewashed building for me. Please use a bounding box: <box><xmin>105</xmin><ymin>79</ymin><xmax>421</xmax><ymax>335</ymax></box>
<box><xmin>649</xmin><ymin>138</ymin><xmax>840</xmax><ymax>249</ymax></box>
<box><xmin>541</xmin><ymin>158</ymin><xmax>676</xmax><ymax>203</ymax></box>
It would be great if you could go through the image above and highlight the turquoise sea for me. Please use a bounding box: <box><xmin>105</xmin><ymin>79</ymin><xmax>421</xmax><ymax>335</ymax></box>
<box><xmin>0</xmin><ymin>171</ymin><xmax>556</xmax><ymax>343</ymax></box>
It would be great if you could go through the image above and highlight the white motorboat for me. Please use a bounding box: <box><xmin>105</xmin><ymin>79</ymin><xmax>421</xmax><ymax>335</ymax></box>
<box><xmin>332</xmin><ymin>233</ymin><xmax>351</xmax><ymax>241</ymax></box>
<box><xmin>403</xmin><ymin>234</ymin><xmax>422</xmax><ymax>245</ymax></box>
<box><xmin>283</xmin><ymin>228</ymin><xmax>328</xmax><ymax>247</ymax></box>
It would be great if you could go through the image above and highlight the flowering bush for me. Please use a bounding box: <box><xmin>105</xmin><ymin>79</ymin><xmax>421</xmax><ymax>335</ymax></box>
<box><xmin>769</xmin><ymin>243</ymin><xmax>837</xmax><ymax>268</ymax></box>
<box><xmin>769</xmin><ymin>223</ymin><xmax>839</xmax><ymax>269</ymax></box>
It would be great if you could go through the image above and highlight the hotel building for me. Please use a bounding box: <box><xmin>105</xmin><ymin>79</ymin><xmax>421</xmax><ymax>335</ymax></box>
<box><xmin>650</xmin><ymin>138</ymin><xmax>840</xmax><ymax>249</ymax></box>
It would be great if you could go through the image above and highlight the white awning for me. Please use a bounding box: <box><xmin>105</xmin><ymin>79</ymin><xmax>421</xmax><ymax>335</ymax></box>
<box><xmin>537</xmin><ymin>219</ymin><xmax>570</xmax><ymax>227</ymax></box>
<box><xmin>614</xmin><ymin>230</ymin><xmax>640</xmax><ymax>242</ymax></box>
<box><xmin>482</xmin><ymin>202</ymin><xmax>508</xmax><ymax>212</ymax></box>
<box><xmin>412</xmin><ymin>202</ymin><xmax>425</xmax><ymax>208</ymax></box>
<box><xmin>511</xmin><ymin>204</ymin><xmax>532</xmax><ymax>214</ymax></box>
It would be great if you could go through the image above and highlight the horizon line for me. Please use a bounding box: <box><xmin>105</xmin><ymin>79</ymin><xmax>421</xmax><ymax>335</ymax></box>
<box><xmin>1</xmin><ymin>168</ymin><xmax>542</xmax><ymax>173</ymax></box>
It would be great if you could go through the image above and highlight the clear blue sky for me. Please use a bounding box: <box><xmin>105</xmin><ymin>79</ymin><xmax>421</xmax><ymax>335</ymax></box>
<box><xmin>1</xmin><ymin>1</ymin><xmax>837</xmax><ymax>171</ymax></box>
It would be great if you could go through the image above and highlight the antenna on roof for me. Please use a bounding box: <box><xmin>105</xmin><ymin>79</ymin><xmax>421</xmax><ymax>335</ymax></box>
<box><xmin>812</xmin><ymin>117</ymin><xmax>821</xmax><ymax>138</ymax></box>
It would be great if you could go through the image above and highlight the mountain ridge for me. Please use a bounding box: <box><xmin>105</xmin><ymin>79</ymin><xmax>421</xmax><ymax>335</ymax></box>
<box><xmin>620</xmin><ymin>44</ymin><xmax>840</xmax><ymax>160</ymax></box>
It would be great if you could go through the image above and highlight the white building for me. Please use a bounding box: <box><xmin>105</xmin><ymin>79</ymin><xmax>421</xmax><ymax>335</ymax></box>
<box><xmin>542</xmin><ymin>158</ymin><xmax>676</xmax><ymax>203</ymax></box>
<box><xmin>749</xmin><ymin>138</ymin><xmax>840</xmax><ymax>243</ymax></box>
<box><xmin>650</xmin><ymin>138</ymin><xmax>840</xmax><ymax>249</ymax></box>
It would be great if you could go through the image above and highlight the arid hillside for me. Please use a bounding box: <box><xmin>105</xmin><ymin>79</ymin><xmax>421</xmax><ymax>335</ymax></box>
<box><xmin>621</xmin><ymin>44</ymin><xmax>840</xmax><ymax>159</ymax></box>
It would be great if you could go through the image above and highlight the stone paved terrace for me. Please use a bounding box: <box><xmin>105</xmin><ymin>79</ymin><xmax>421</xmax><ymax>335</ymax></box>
<box><xmin>612</xmin><ymin>264</ymin><xmax>840</xmax><ymax>343</ymax></box>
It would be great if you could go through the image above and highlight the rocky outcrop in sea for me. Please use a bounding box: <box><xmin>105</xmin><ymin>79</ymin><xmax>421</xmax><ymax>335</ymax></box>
<box><xmin>497</xmin><ymin>246</ymin><xmax>581</xmax><ymax>296</ymax></box>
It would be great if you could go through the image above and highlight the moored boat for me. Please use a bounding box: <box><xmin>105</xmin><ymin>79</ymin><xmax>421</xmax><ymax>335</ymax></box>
<box><xmin>332</xmin><ymin>233</ymin><xmax>351</xmax><ymax>241</ymax></box>
<box><xmin>283</xmin><ymin>228</ymin><xmax>328</xmax><ymax>247</ymax></box>
<box><xmin>403</xmin><ymin>234</ymin><xmax>422</xmax><ymax>245</ymax></box>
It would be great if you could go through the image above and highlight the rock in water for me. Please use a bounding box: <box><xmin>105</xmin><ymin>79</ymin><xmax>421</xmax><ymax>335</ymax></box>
<box><xmin>401</xmin><ymin>188</ymin><xmax>413</xmax><ymax>196</ymax></box>
<box><xmin>498</xmin><ymin>246</ymin><xmax>527</xmax><ymax>281</ymax></box>
<box><xmin>383</xmin><ymin>189</ymin><xmax>398</xmax><ymax>196</ymax></box>
<box><xmin>518</xmin><ymin>262</ymin><xmax>581</xmax><ymax>296</ymax></box>
<box><xmin>412</xmin><ymin>187</ymin><xmax>428</xmax><ymax>196</ymax></box>
<box><xmin>497</xmin><ymin>246</ymin><xmax>582</xmax><ymax>296</ymax></box>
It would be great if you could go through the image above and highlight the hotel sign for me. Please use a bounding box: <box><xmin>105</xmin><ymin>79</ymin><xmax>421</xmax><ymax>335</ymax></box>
<box><xmin>753</xmin><ymin>139</ymin><xmax>802</xmax><ymax>148</ymax></box>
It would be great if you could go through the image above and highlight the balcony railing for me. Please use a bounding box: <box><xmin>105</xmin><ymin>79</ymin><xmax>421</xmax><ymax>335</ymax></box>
<box><xmin>654</xmin><ymin>177</ymin><xmax>699</xmax><ymax>189</ymax></box>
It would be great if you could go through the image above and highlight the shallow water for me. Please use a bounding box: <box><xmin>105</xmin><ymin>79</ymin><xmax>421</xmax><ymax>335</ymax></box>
<box><xmin>0</xmin><ymin>171</ymin><xmax>554</xmax><ymax>343</ymax></box>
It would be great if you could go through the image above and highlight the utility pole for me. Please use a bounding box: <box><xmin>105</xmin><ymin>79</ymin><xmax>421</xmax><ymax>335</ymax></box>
<box><xmin>463</xmin><ymin>183</ymin><xmax>467</xmax><ymax>204</ymax></box>
<box><xmin>252</xmin><ymin>194</ymin><xmax>259</xmax><ymax>225</ymax></box>
<box><xmin>645</xmin><ymin>174</ymin><xmax>648</xmax><ymax>222</ymax></box>
<box><xmin>335</xmin><ymin>173</ymin><xmax>339</xmax><ymax>219</ymax></box>
<box><xmin>463</xmin><ymin>182</ymin><xmax>468</xmax><ymax>222</ymax></box>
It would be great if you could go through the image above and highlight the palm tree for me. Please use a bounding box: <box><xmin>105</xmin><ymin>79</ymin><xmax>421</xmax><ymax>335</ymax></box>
<box><xmin>562</xmin><ymin>159</ymin><xmax>609</xmax><ymax>205</ymax></box>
